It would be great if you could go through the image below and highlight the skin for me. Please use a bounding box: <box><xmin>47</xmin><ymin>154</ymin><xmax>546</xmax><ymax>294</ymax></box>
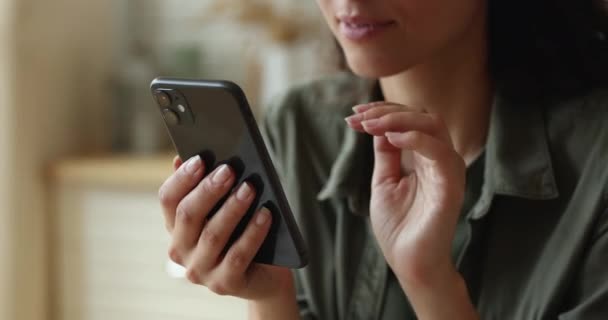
<box><xmin>159</xmin><ymin>0</ymin><xmax>493</xmax><ymax>318</ymax></box>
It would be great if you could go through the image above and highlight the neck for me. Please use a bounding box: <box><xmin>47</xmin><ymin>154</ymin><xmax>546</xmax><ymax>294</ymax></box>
<box><xmin>379</xmin><ymin>18</ymin><xmax>492</xmax><ymax>165</ymax></box>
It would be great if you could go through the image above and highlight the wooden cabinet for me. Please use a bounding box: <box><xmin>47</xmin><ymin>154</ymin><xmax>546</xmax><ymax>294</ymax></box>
<box><xmin>50</xmin><ymin>155</ymin><xmax>247</xmax><ymax>320</ymax></box>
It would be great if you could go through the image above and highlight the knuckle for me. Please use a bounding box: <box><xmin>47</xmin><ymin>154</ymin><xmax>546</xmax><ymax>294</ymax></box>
<box><xmin>202</xmin><ymin>178</ymin><xmax>220</xmax><ymax>194</ymax></box>
<box><xmin>200</xmin><ymin>228</ymin><xmax>220</xmax><ymax>247</ymax></box>
<box><xmin>158</xmin><ymin>184</ymin><xmax>173</xmax><ymax>207</ymax></box>
<box><xmin>226</xmin><ymin>249</ymin><xmax>246</xmax><ymax>269</ymax></box>
<box><xmin>185</xmin><ymin>267</ymin><xmax>201</xmax><ymax>285</ymax></box>
<box><xmin>224</xmin><ymin>200</ymin><xmax>247</xmax><ymax>220</ymax></box>
<box><xmin>177</xmin><ymin>165</ymin><xmax>194</xmax><ymax>181</ymax></box>
<box><xmin>207</xmin><ymin>280</ymin><xmax>229</xmax><ymax>296</ymax></box>
<box><xmin>175</xmin><ymin>202</ymin><xmax>194</xmax><ymax>224</ymax></box>
<box><xmin>167</xmin><ymin>246</ymin><xmax>182</xmax><ymax>265</ymax></box>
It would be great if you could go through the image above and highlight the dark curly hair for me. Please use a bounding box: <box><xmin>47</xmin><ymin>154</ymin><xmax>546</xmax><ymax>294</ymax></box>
<box><xmin>489</xmin><ymin>0</ymin><xmax>608</xmax><ymax>100</ymax></box>
<box><xmin>335</xmin><ymin>0</ymin><xmax>608</xmax><ymax>101</ymax></box>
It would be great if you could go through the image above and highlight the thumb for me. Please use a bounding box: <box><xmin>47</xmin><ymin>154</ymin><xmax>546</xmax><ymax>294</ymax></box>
<box><xmin>371</xmin><ymin>135</ymin><xmax>402</xmax><ymax>188</ymax></box>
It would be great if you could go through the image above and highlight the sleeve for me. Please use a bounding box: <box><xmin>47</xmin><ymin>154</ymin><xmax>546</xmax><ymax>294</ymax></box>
<box><xmin>260</xmin><ymin>94</ymin><xmax>319</xmax><ymax>320</ymax></box>
<box><xmin>559</xmin><ymin>206</ymin><xmax>608</xmax><ymax>319</ymax></box>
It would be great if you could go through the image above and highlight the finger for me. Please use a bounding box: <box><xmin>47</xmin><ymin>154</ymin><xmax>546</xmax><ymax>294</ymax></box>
<box><xmin>345</xmin><ymin>103</ymin><xmax>403</xmax><ymax>132</ymax></box>
<box><xmin>371</xmin><ymin>135</ymin><xmax>403</xmax><ymax>188</ymax></box>
<box><xmin>159</xmin><ymin>155</ymin><xmax>205</xmax><ymax>233</ymax></box>
<box><xmin>362</xmin><ymin>105</ymin><xmax>416</xmax><ymax>187</ymax></box>
<box><xmin>360</xmin><ymin>112</ymin><xmax>450</xmax><ymax>143</ymax></box>
<box><xmin>190</xmin><ymin>181</ymin><xmax>256</xmax><ymax>272</ymax></box>
<box><xmin>385</xmin><ymin>131</ymin><xmax>452</xmax><ymax>162</ymax></box>
<box><xmin>352</xmin><ymin>101</ymin><xmax>388</xmax><ymax>113</ymax></box>
<box><xmin>173</xmin><ymin>155</ymin><xmax>183</xmax><ymax>171</ymax></box>
<box><xmin>207</xmin><ymin>207</ymin><xmax>272</xmax><ymax>291</ymax></box>
<box><xmin>169</xmin><ymin>164</ymin><xmax>235</xmax><ymax>264</ymax></box>
<box><xmin>386</xmin><ymin>131</ymin><xmax>466</xmax><ymax>195</ymax></box>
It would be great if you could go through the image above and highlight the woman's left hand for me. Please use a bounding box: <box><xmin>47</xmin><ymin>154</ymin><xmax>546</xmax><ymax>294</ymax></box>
<box><xmin>345</xmin><ymin>101</ymin><xmax>466</xmax><ymax>289</ymax></box>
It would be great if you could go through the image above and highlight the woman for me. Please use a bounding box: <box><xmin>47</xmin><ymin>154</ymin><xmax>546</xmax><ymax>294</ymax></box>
<box><xmin>158</xmin><ymin>0</ymin><xmax>608</xmax><ymax>319</ymax></box>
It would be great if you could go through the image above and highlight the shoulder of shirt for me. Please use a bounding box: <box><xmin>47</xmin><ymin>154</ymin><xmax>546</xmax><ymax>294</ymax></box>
<box><xmin>263</xmin><ymin>72</ymin><xmax>374</xmax><ymax>130</ymax></box>
<box><xmin>545</xmin><ymin>85</ymin><xmax>608</xmax><ymax>147</ymax></box>
<box><xmin>545</xmin><ymin>86</ymin><xmax>608</xmax><ymax>204</ymax></box>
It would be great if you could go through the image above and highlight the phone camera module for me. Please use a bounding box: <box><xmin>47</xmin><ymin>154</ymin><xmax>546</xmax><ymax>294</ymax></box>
<box><xmin>155</xmin><ymin>90</ymin><xmax>172</xmax><ymax>108</ymax></box>
<box><xmin>162</xmin><ymin>108</ymin><xmax>180</xmax><ymax>126</ymax></box>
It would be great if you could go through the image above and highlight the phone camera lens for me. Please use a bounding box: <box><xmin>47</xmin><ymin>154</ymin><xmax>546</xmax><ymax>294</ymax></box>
<box><xmin>162</xmin><ymin>108</ymin><xmax>180</xmax><ymax>126</ymax></box>
<box><xmin>155</xmin><ymin>90</ymin><xmax>172</xmax><ymax>108</ymax></box>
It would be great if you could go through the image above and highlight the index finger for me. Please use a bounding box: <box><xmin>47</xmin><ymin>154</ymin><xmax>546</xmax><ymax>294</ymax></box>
<box><xmin>173</xmin><ymin>155</ymin><xmax>183</xmax><ymax>171</ymax></box>
<box><xmin>159</xmin><ymin>155</ymin><xmax>205</xmax><ymax>232</ymax></box>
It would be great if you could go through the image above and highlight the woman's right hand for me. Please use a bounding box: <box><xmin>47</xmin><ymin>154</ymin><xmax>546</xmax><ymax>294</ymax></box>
<box><xmin>158</xmin><ymin>155</ymin><xmax>294</xmax><ymax>302</ymax></box>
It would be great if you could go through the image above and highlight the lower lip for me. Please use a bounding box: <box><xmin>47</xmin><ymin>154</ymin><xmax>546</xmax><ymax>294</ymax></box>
<box><xmin>339</xmin><ymin>21</ymin><xmax>395</xmax><ymax>41</ymax></box>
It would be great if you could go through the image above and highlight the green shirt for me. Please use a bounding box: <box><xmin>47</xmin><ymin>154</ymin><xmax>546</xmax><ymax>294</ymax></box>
<box><xmin>261</xmin><ymin>72</ymin><xmax>608</xmax><ymax>320</ymax></box>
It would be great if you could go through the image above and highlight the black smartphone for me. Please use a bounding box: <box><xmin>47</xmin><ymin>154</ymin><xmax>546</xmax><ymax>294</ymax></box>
<box><xmin>150</xmin><ymin>78</ymin><xmax>308</xmax><ymax>269</ymax></box>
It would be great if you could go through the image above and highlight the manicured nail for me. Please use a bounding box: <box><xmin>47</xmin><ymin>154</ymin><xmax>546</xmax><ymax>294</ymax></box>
<box><xmin>185</xmin><ymin>155</ymin><xmax>202</xmax><ymax>175</ymax></box>
<box><xmin>256</xmin><ymin>207</ymin><xmax>271</xmax><ymax>225</ymax></box>
<box><xmin>236</xmin><ymin>182</ymin><xmax>253</xmax><ymax>201</ymax></box>
<box><xmin>385</xmin><ymin>132</ymin><xmax>401</xmax><ymax>140</ymax></box>
<box><xmin>345</xmin><ymin>113</ymin><xmax>364</xmax><ymax>123</ymax></box>
<box><xmin>353</xmin><ymin>104</ymin><xmax>372</xmax><ymax>113</ymax></box>
<box><xmin>353</xmin><ymin>101</ymin><xmax>386</xmax><ymax>113</ymax></box>
<box><xmin>361</xmin><ymin>118</ymin><xmax>379</xmax><ymax>129</ymax></box>
<box><xmin>212</xmin><ymin>165</ymin><xmax>231</xmax><ymax>185</ymax></box>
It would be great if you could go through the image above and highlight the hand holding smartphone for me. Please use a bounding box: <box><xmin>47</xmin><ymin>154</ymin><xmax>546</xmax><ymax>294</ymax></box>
<box><xmin>151</xmin><ymin>78</ymin><xmax>308</xmax><ymax>269</ymax></box>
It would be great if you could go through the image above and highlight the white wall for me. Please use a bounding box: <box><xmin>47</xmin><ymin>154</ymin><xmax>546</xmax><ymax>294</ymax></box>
<box><xmin>2</xmin><ymin>1</ymin><xmax>114</xmax><ymax>319</ymax></box>
<box><xmin>0</xmin><ymin>0</ymin><xmax>16</xmax><ymax>319</ymax></box>
<box><xmin>0</xmin><ymin>1</ymin><xmax>336</xmax><ymax>319</ymax></box>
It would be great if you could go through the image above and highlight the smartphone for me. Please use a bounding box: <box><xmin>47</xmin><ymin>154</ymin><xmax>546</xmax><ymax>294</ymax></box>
<box><xmin>150</xmin><ymin>78</ymin><xmax>308</xmax><ymax>269</ymax></box>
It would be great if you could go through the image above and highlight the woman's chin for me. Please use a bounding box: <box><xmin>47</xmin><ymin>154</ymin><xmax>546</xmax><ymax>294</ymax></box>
<box><xmin>346</xmin><ymin>56</ymin><xmax>411</xmax><ymax>79</ymax></box>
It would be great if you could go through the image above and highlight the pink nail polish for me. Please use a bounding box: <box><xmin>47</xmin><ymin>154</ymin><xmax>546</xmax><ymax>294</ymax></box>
<box><xmin>352</xmin><ymin>104</ymin><xmax>373</xmax><ymax>113</ymax></box>
<box><xmin>361</xmin><ymin>118</ymin><xmax>379</xmax><ymax>129</ymax></box>
<box><xmin>256</xmin><ymin>208</ymin><xmax>270</xmax><ymax>225</ymax></box>
<box><xmin>345</xmin><ymin>113</ymin><xmax>364</xmax><ymax>123</ymax></box>
<box><xmin>236</xmin><ymin>182</ymin><xmax>253</xmax><ymax>201</ymax></box>
<box><xmin>212</xmin><ymin>165</ymin><xmax>231</xmax><ymax>185</ymax></box>
<box><xmin>385</xmin><ymin>132</ymin><xmax>401</xmax><ymax>139</ymax></box>
<box><xmin>185</xmin><ymin>156</ymin><xmax>202</xmax><ymax>175</ymax></box>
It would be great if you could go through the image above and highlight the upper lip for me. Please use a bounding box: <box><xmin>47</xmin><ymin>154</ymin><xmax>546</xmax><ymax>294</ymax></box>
<box><xmin>337</xmin><ymin>15</ymin><xmax>394</xmax><ymax>27</ymax></box>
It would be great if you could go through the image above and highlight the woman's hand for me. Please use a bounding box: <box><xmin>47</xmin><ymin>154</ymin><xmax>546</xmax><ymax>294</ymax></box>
<box><xmin>158</xmin><ymin>156</ymin><xmax>295</xmax><ymax>304</ymax></box>
<box><xmin>346</xmin><ymin>102</ymin><xmax>477</xmax><ymax>319</ymax></box>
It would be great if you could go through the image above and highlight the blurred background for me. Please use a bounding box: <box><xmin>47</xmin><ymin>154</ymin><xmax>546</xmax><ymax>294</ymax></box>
<box><xmin>0</xmin><ymin>0</ymin><xmax>340</xmax><ymax>319</ymax></box>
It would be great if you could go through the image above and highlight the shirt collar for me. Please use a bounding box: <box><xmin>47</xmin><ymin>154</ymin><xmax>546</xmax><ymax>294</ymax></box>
<box><xmin>483</xmin><ymin>93</ymin><xmax>559</xmax><ymax>199</ymax></box>
<box><xmin>316</xmin><ymin>78</ymin><xmax>560</xmax><ymax>217</ymax></box>
<box><xmin>469</xmin><ymin>92</ymin><xmax>560</xmax><ymax>219</ymax></box>
<box><xmin>316</xmin><ymin>79</ymin><xmax>377</xmax><ymax>215</ymax></box>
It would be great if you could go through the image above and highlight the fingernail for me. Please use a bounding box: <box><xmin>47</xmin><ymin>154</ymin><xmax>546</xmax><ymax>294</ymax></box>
<box><xmin>212</xmin><ymin>165</ymin><xmax>231</xmax><ymax>185</ymax></box>
<box><xmin>353</xmin><ymin>104</ymin><xmax>373</xmax><ymax>113</ymax></box>
<box><xmin>236</xmin><ymin>182</ymin><xmax>253</xmax><ymax>201</ymax></box>
<box><xmin>345</xmin><ymin>113</ymin><xmax>363</xmax><ymax>123</ymax></box>
<box><xmin>385</xmin><ymin>132</ymin><xmax>400</xmax><ymax>139</ymax></box>
<box><xmin>361</xmin><ymin>118</ymin><xmax>379</xmax><ymax>129</ymax></box>
<box><xmin>185</xmin><ymin>155</ymin><xmax>202</xmax><ymax>175</ymax></box>
<box><xmin>256</xmin><ymin>208</ymin><xmax>270</xmax><ymax>225</ymax></box>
